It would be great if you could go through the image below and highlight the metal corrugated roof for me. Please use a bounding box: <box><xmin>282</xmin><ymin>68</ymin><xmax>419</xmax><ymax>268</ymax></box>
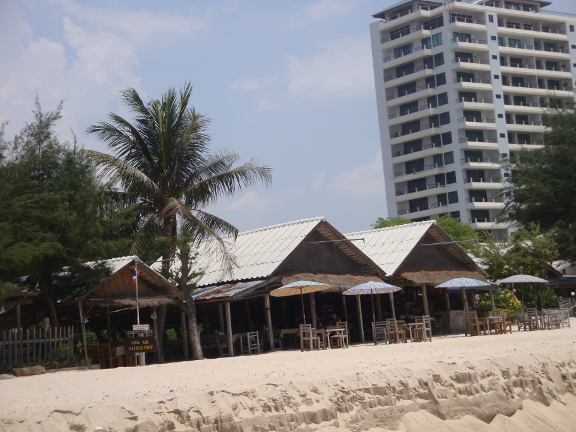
<box><xmin>345</xmin><ymin>221</ymin><xmax>435</xmax><ymax>276</ymax></box>
<box><xmin>191</xmin><ymin>280</ymin><xmax>269</xmax><ymax>301</ymax></box>
<box><xmin>194</xmin><ymin>217</ymin><xmax>326</xmax><ymax>287</ymax></box>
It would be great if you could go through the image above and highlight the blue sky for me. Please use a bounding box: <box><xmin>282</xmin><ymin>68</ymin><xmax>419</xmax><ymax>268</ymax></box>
<box><xmin>1</xmin><ymin>0</ymin><xmax>574</xmax><ymax>234</ymax></box>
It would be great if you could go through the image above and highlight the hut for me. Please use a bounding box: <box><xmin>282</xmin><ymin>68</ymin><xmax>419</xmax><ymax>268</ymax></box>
<box><xmin>346</xmin><ymin>221</ymin><xmax>488</xmax><ymax>333</ymax></box>
<box><xmin>188</xmin><ymin>217</ymin><xmax>387</xmax><ymax>353</ymax></box>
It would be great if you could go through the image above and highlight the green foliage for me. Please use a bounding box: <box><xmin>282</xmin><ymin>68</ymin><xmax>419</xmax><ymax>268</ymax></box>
<box><xmin>371</xmin><ymin>216</ymin><xmax>411</xmax><ymax>229</ymax></box>
<box><xmin>526</xmin><ymin>285</ymin><xmax>558</xmax><ymax>309</ymax></box>
<box><xmin>503</xmin><ymin>105</ymin><xmax>576</xmax><ymax>260</ymax></box>
<box><xmin>477</xmin><ymin>288</ymin><xmax>522</xmax><ymax>315</ymax></box>
<box><xmin>435</xmin><ymin>216</ymin><xmax>478</xmax><ymax>251</ymax></box>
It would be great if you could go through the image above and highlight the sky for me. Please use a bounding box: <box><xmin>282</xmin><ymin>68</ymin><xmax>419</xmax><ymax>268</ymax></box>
<box><xmin>1</xmin><ymin>0</ymin><xmax>575</xmax><ymax>235</ymax></box>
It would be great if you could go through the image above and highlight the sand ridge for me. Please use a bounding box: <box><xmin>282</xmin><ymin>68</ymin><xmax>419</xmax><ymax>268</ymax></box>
<box><xmin>1</xmin><ymin>321</ymin><xmax>576</xmax><ymax>431</ymax></box>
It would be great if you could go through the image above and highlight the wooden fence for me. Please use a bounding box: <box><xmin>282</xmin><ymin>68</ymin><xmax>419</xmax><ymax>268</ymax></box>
<box><xmin>1</xmin><ymin>326</ymin><xmax>74</xmax><ymax>368</ymax></box>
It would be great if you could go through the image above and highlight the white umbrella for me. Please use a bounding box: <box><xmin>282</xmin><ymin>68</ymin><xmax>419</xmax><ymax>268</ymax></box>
<box><xmin>270</xmin><ymin>281</ymin><xmax>331</xmax><ymax>324</ymax></box>
<box><xmin>435</xmin><ymin>277</ymin><xmax>494</xmax><ymax>313</ymax></box>
<box><xmin>496</xmin><ymin>274</ymin><xmax>548</xmax><ymax>307</ymax></box>
<box><xmin>343</xmin><ymin>281</ymin><xmax>401</xmax><ymax>322</ymax></box>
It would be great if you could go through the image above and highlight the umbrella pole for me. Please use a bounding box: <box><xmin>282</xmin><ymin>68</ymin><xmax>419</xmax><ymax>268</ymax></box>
<box><xmin>461</xmin><ymin>287</ymin><xmax>468</xmax><ymax>313</ymax></box>
<box><xmin>370</xmin><ymin>291</ymin><xmax>376</xmax><ymax>324</ymax></box>
<box><xmin>300</xmin><ymin>291</ymin><xmax>306</xmax><ymax>324</ymax></box>
<box><xmin>389</xmin><ymin>292</ymin><xmax>396</xmax><ymax>319</ymax></box>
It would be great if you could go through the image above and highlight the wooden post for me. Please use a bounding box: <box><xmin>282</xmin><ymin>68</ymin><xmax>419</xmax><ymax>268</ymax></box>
<box><xmin>245</xmin><ymin>300</ymin><xmax>253</xmax><ymax>331</ymax></box>
<box><xmin>218</xmin><ymin>303</ymin><xmax>225</xmax><ymax>333</ymax></box>
<box><xmin>421</xmin><ymin>285</ymin><xmax>430</xmax><ymax>316</ymax></box>
<box><xmin>375</xmin><ymin>295</ymin><xmax>382</xmax><ymax>320</ymax></box>
<box><xmin>106</xmin><ymin>306</ymin><xmax>112</xmax><ymax>342</ymax></box>
<box><xmin>389</xmin><ymin>292</ymin><xmax>396</xmax><ymax>319</ymax></box>
<box><xmin>342</xmin><ymin>294</ymin><xmax>348</xmax><ymax>322</ymax></box>
<box><xmin>444</xmin><ymin>289</ymin><xmax>451</xmax><ymax>310</ymax></box>
<box><xmin>225</xmin><ymin>301</ymin><xmax>234</xmax><ymax>357</ymax></box>
<box><xmin>78</xmin><ymin>300</ymin><xmax>88</xmax><ymax>362</ymax></box>
<box><xmin>489</xmin><ymin>291</ymin><xmax>496</xmax><ymax>311</ymax></box>
<box><xmin>15</xmin><ymin>305</ymin><xmax>21</xmax><ymax>330</ymax></box>
<box><xmin>356</xmin><ymin>294</ymin><xmax>365</xmax><ymax>343</ymax></box>
<box><xmin>264</xmin><ymin>294</ymin><xmax>273</xmax><ymax>351</ymax></box>
<box><xmin>181</xmin><ymin>311</ymin><xmax>189</xmax><ymax>360</ymax></box>
<box><xmin>310</xmin><ymin>293</ymin><xmax>317</xmax><ymax>329</ymax></box>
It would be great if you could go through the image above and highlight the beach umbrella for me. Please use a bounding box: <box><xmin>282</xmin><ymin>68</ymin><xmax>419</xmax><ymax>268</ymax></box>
<box><xmin>270</xmin><ymin>281</ymin><xmax>331</xmax><ymax>324</ymax></box>
<box><xmin>343</xmin><ymin>281</ymin><xmax>401</xmax><ymax>323</ymax></box>
<box><xmin>496</xmin><ymin>274</ymin><xmax>548</xmax><ymax>307</ymax></box>
<box><xmin>435</xmin><ymin>277</ymin><xmax>494</xmax><ymax>313</ymax></box>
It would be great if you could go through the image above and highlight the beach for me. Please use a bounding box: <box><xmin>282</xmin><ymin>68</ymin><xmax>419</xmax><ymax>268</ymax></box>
<box><xmin>1</xmin><ymin>321</ymin><xmax>576</xmax><ymax>431</ymax></box>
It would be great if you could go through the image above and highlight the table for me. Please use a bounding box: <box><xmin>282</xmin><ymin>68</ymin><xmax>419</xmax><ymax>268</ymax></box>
<box><xmin>317</xmin><ymin>328</ymin><xmax>348</xmax><ymax>349</ymax></box>
<box><xmin>403</xmin><ymin>323</ymin><xmax>427</xmax><ymax>342</ymax></box>
<box><xmin>482</xmin><ymin>317</ymin><xmax>509</xmax><ymax>334</ymax></box>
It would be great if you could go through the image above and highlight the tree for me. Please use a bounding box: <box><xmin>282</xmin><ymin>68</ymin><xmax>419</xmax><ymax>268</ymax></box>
<box><xmin>435</xmin><ymin>216</ymin><xmax>478</xmax><ymax>251</ymax></box>
<box><xmin>371</xmin><ymin>216</ymin><xmax>411</xmax><ymax>229</ymax></box>
<box><xmin>503</xmin><ymin>105</ymin><xmax>576</xmax><ymax>260</ymax></box>
<box><xmin>0</xmin><ymin>98</ymin><xmax>132</xmax><ymax>323</ymax></box>
<box><xmin>86</xmin><ymin>83</ymin><xmax>272</xmax><ymax>360</ymax></box>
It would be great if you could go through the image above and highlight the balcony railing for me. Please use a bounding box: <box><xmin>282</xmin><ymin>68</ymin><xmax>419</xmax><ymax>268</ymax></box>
<box><xmin>386</xmin><ymin>83</ymin><xmax>436</xmax><ymax>101</ymax></box>
<box><xmin>384</xmin><ymin>64</ymin><xmax>433</xmax><ymax>82</ymax></box>
<box><xmin>458</xmin><ymin>117</ymin><xmax>495</xmax><ymax>123</ymax></box>
<box><xmin>398</xmin><ymin>201</ymin><xmax>448</xmax><ymax>215</ymax></box>
<box><xmin>459</xmin><ymin>137</ymin><xmax>495</xmax><ymax>144</ymax></box>
<box><xmin>457</xmin><ymin>97</ymin><xmax>493</xmax><ymax>103</ymax></box>
<box><xmin>388</xmin><ymin>103</ymin><xmax>437</xmax><ymax>119</ymax></box>
<box><xmin>499</xmin><ymin>43</ymin><xmax>568</xmax><ymax>53</ymax></box>
<box><xmin>392</xmin><ymin>142</ymin><xmax>442</xmax><ymax>158</ymax></box>
<box><xmin>504</xmin><ymin>101</ymin><xmax>543</xmax><ymax>107</ymax></box>
<box><xmin>380</xmin><ymin>4</ymin><xmax>440</xmax><ymax>23</ymax></box>
<box><xmin>461</xmin><ymin>157</ymin><xmax>500</xmax><ymax>164</ymax></box>
<box><xmin>381</xmin><ymin>25</ymin><xmax>424</xmax><ymax>44</ymax></box>
<box><xmin>452</xmin><ymin>58</ymin><xmax>490</xmax><ymax>65</ymax></box>
<box><xmin>393</xmin><ymin>163</ymin><xmax>443</xmax><ymax>179</ymax></box>
<box><xmin>466</xmin><ymin>197</ymin><xmax>504</xmax><ymax>204</ymax></box>
<box><xmin>508</xmin><ymin>140</ymin><xmax>543</xmax><ymax>145</ymax></box>
<box><xmin>500</xmin><ymin>62</ymin><xmax>569</xmax><ymax>72</ymax></box>
<box><xmin>464</xmin><ymin>177</ymin><xmax>502</xmax><ymax>184</ymax></box>
<box><xmin>498</xmin><ymin>24</ymin><xmax>566</xmax><ymax>35</ymax></box>
<box><xmin>503</xmin><ymin>82</ymin><xmax>570</xmax><ymax>91</ymax></box>
<box><xmin>396</xmin><ymin>182</ymin><xmax>445</xmax><ymax>196</ymax></box>
<box><xmin>454</xmin><ymin>77</ymin><xmax>492</xmax><ymax>85</ymax></box>
<box><xmin>383</xmin><ymin>46</ymin><xmax>427</xmax><ymax>63</ymax></box>
<box><xmin>469</xmin><ymin>217</ymin><xmax>507</xmax><ymax>224</ymax></box>
<box><xmin>450</xmin><ymin>38</ymin><xmax>488</xmax><ymax>45</ymax></box>
<box><xmin>506</xmin><ymin>120</ymin><xmax>543</xmax><ymax>126</ymax></box>
<box><xmin>450</xmin><ymin>16</ymin><xmax>485</xmax><ymax>25</ymax></box>
<box><xmin>390</xmin><ymin>122</ymin><xmax>439</xmax><ymax>139</ymax></box>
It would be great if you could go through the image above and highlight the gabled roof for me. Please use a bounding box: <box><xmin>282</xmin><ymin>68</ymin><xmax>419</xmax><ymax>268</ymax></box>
<box><xmin>193</xmin><ymin>217</ymin><xmax>385</xmax><ymax>287</ymax></box>
<box><xmin>345</xmin><ymin>221</ymin><xmax>435</xmax><ymax>276</ymax></box>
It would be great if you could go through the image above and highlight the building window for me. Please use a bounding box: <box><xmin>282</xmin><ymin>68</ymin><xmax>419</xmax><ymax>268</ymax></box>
<box><xmin>497</xmin><ymin>113</ymin><xmax>503</xmax><ymax>118</ymax></box>
<box><xmin>440</xmin><ymin>112</ymin><xmax>450</xmax><ymax>125</ymax></box>
<box><xmin>438</xmin><ymin>92</ymin><xmax>448</xmax><ymax>106</ymax></box>
<box><xmin>508</xmin><ymin>38</ymin><xmax>521</xmax><ymax>48</ymax></box>
<box><xmin>448</xmin><ymin>191</ymin><xmax>459</xmax><ymax>204</ymax></box>
<box><xmin>433</xmin><ymin>154</ymin><xmax>444</xmax><ymax>167</ymax></box>
<box><xmin>446</xmin><ymin>171</ymin><xmax>456</xmax><ymax>184</ymax></box>
<box><xmin>449</xmin><ymin>210</ymin><xmax>460</xmax><ymax>219</ymax></box>
<box><xmin>436</xmin><ymin>72</ymin><xmax>446</xmax><ymax>86</ymax></box>
<box><xmin>491</xmin><ymin>35</ymin><xmax>497</xmax><ymax>40</ymax></box>
<box><xmin>494</xmin><ymin>74</ymin><xmax>499</xmax><ymax>79</ymax></box>
<box><xmin>432</xmin><ymin>33</ymin><xmax>443</xmax><ymax>47</ymax></box>
<box><xmin>444</xmin><ymin>151</ymin><xmax>454</xmax><ymax>165</ymax></box>
<box><xmin>570</xmin><ymin>25</ymin><xmax>574</xmax><ymax>32</ymax></box>
<box><xmin>421</xmin><ymin>37</ymin><xmax>432</xmax><ymax>49</ymax></box>
<box><xmin>500</xmin><ymin>133</ymin><xmax>506</xmax><ymax>138</ymax></box>
<box><xmin>434</xmin><ymin>53</ymin><xmax>444</xmax><ymax>66</ymax></box>
<box><xmin>442</xmin><ymin>131</ymin><xmax>452</xmax><ymax>144</ymax></box>
<box><xmin>394</xmin><ymin>43</ymin><xmax>413</xmax><ymax>59</ymax></box>
<box><xmin>492</xmin><ymin>55</ymin><xmax>498</xmax><ymax>59</ymax></box>
<box><xmin>453</xmin><ymin>32</ymin><xmax>471</xmax><ymax>42</ymax></box>
<box><xmin>496</xmin><ymin>94</ymin><xmax>502</xmax><ymax>99</ymax></box>
<box><xmin>423</xmin><ymin>16</ymin><xmax>444</xmax><ymax>30</ymax></box>
<box><xmin>488</xmin><ymin>15</ymin><xmax>494</xmax><ymax>23</ymax></box>
<box><xmin>390</xmin><ymin>25</ymin><xmax>410</xmax><ymax>40</ymax></box>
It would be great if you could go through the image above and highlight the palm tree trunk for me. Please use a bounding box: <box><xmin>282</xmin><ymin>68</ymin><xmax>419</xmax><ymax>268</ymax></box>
<box><xmin>178</xmin><ymin>245</ymin><xmax>203</xmax><ymax>360</ymax></box>
<box><xmin>156</xmin><ymin>304</ymin><xmax>167</xmax><ymax>363</ymax></box>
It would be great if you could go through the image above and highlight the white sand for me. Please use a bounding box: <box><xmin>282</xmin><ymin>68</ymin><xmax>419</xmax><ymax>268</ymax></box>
<box><xmin>1</xmin><ymin>321</ymin><xmax>576</xmax><ymax>431</ymax></box>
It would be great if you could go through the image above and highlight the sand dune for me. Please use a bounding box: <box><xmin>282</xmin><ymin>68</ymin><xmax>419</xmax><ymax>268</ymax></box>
<box><xmin>1</xmin><ymin>321</ymin><xmax>576</xmax><ymax>431</ymax></box>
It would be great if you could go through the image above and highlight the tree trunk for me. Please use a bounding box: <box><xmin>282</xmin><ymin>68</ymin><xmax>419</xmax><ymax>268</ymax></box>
<box><xmin>178</xmin><ymin>244</ymin><xmax>203</xmax><ymax>360</ymax></box>
<box><xmin>156</xmin><ymin>304</ymin><xmax>167</xmax><ymax>363</ymax></box>
<box><xmin>39</xmin><ymin>274</ymin><xmax>59</xmax><ymax>327</ymax></box>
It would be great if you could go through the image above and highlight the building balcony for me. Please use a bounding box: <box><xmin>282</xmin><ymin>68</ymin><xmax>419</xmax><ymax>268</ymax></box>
<box><xmin>444</xmin><ymin>0</ymin><xmax>576</xmax><ymax>20</ymax></box>
<box><xmin>468</xmin><ymin>217</ymin><xmax>508</xmax><ymax>230</ymax></box>
<box><xmin>381</xmin><ymin>28</ymin><xmax>431</xmax><ymax>50</ymax></box>
<box><xmin>377</xmin><ymin>5</ymin><xmax>438</xmax><ymax>27</ymax></box>
<box><xmin>457</xmin><ymin>117</ymin><xmax>497</xmax><ymax>130</ymax></box>
<box><xmin>388</xmin><ymin>105</ymin><xmax>438</xmax><ymax>126</ymax></box>
<box><xmin>397</xmin><ymin>202</ymin><xmax>449</xmax><ymax>218</ymax></box>
<box><xmin>465</xmin><ymin>197</ymin><xmax>505</xmax><ymax>210</ymax></box>
<box><xmin>451</xmin><ymin>58</ymin><xmax>491</xmax><ymax>72</ymax></box>
<box><xmin>497</xmin><ymin>43</ymin><xmax>570</xmax><ymax>59</ymax></box>
<box><xmin>505</xmin><ymin>121</ymin><xmax>546</xmax><ymax>133</ymax></box>
<box><xmin>384</xmin><ymin>65</ymin><xmax>434</xmax><ymax>88</ymax></box>
<box><xmin>449</xmin><ymin>38</ymin><xmax>489</xmax><ymax>51</ymax></box>
<box><xmin>500</xmin><ymin>64</ymin><xmax>572</xmax><ymax>79</ymax></box>
<box><xmin>453</xmin><ymin>78</ymin><xmax>493</xmax><ymax>92</ymax></box>
<box><xmin>385</xmin><ymin>83</ymin><xmax>437</xmax><ymax>104</ymax></box>
<box><xmin>503</xmin><ymin>101</ymin><xmax>546</xmax><ymax>114</ymax></box>
<box><xmin>383</xmin><ymin>46</ymin><xmax>433</xmax><ymax>67</ymax></box>
<box><xmin>455</xmin><ymin>96</ymin><xmax>494</xmax><ymax>110</ymax></box>
<box><xmin>395</xmin><ymin>183</ymin><xmax>447</xmax><ymax>202</ymax></box>
<box><xmin>459</xmin><ymin>137</ymin><xmax>499</xmax><ymax>150</ymax></box>
<box><xmin>393</xmin><ymin>163</ymin><xmax>444</xmax><ymax>181</ymax></box>
<box><xmin>461</xmin><ymin>157</ymin><xmax>501</xmax><ymax>170</ymax></box>
<box><xmin>389</xmin><ymin>125</ymin><xmax>441</xmax><ymax>145</ymax></box>
<box><xmin>508</xmin><ymin>140</ymin><xmax>544</xmax><ymax>151</ymax></box>
<box><xmin>501</xmin><ymin>84</ymin><xmax>573</xmax><ymax>97</ymax></box>
<box><xmin>391</xmin><ymin>143</ymin><xmax>442</xmax><ymax>162</ymax></box>
<box><xmin>464</xmin><ymin>177</ymin><xmax>503</xmax><ymax>190</ymax></box>
<box><xmin>497</xmin><ymin>24</ymin><xmax>567</xmax><ymax>41</ymax></box>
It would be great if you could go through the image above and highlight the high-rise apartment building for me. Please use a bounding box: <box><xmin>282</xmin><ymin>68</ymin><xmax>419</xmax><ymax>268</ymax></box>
<box><xmin>370</xmin><ymin>0</ymin><xmax>576</xmax><ymax>238</ymax></box>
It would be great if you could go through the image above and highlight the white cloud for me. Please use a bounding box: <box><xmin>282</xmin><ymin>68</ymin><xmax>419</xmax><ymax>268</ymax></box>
<box><xmin>286</xmin><ymin>37</ymin><xmax>374</xmax><ymax>101</ymax></box>
<box><xmin>289</xmin><ymin>0</ymin><xmax>355</xmax><ymax>27</ymax></box>
<box><xmin>228</xmin><ymin>75</ymin><xmax>278</xmax><ymax>92</ymax></box>
<box><xmin>331</xmin><ymin>151</ymin><xmax>385</xmax><ymax>197</ymax></box>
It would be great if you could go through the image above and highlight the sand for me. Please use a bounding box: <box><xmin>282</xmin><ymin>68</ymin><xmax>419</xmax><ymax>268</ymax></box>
<box><xmin>1</xmin><ymin>321</ymin><xmax>576</xmax><ymax>432</ymax></box>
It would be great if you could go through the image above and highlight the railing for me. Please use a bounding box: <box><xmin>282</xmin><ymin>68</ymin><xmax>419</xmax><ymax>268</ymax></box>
<box><xmin>506</xmin><ymin>120</ymin><xmax>543</xmax><ymax>126</ymax></box>
<box><xmin>1</xmin><ymin>326</ymin><xmax>75</xmax><ymax>368</ymax></box>
<box><xmin>454</xmin><ymin>77</ymin><xmax>491</xmax><ymax>84</ymax></box>
<box><xmin>500</xmin><ymin>63</ymin><xmax>569</xmax><ymax>72</ymax></box>
<box><xmin>459</xmin><ymin>137</ymin><xmax>494</xmax><ymax>143</ymax></box>
<box><xmin>392</xmin><ymin>142</ymin><xmax>441</xmax><ymax>158</ymax></box>
<box><xmin>450</xmin><ymin>38</ymin><xmax>488</xmax><ymax>45</ymax></box>
<box><xmin>383</xmin><ymin>46</ymin><xmax>427</xmax><ymax>63</ymax></box>
<box><xmin>458</xmin><ymin>117</ymin><xmax>495</xmax><ymax>123</ymax></box>
<box><xmin>450</xmin><ymin>16</ymin><xmax>485</xmax><ymax>25</ymax></box>
<box><xmin>380</xmin><ymin>4</ymin><xmax>440</xmax><ymax>23</ymax></box>
<box><xmin>396</xmin><ymin>182</ymin><xmax>445</xmax><ymax>196</ymax></box>
<box><xmin>388</xmin><ymin>103</ymin><xmax>436</xmax><ymax>119</ymax></box>
<box><xmin>508</xmin><ymin>140</ymin><xmax>543</xmax><ymax>145</ymax></box>
<box><xmin>381</xmin><ymin>25</ymin><xmax>424</xmax><ymax>43</ymax></box>
<box><xmin>469</xmin><ymin>217</ymin><xmax>507</xmax><ymax>224</ymax></box>
<box><xmin>452</xmin><ymin>58</ymin><xmax>490</xmax><ymax>65</ymax></box>
<box><xmin>499</xmin><ymin>43</ymin><xmax>568</xmax><ymax>53</ymax></box>
<box><xmin>466</xmin><ymin>197</ymin><xmax>504</xmax><ymax>203</ymax></box>
<box><xmin>457</xmin><ymin>97</ymin><xmax>493</xmax><ymax>103</ymax></box>
<box><xmin>393</xmin><ymin>163</ymin><xmax>443</xmax><ymax>178</ymax></box>
<box><xmin>503</xmin><ymin>82</ymin><xmax>570</xmax><ymax>91</ymax></box>
<box><xmin>386</xmin><ymin>83</ymin><xmax>436</xmax><ymax>101</ymax></box>
<box><xmin>499</xmin><ymin>24</ymin><xmax>565</xmax><ymax>35</ymax></box>
<box><xmin>465</xmin><ymin>177</ymin><xmax>502</xmax><ymax>184</ymax></box>
<box><xmin>398</xmin><ymin>201</ymin><xmax>447</xmax><ymax>215</ymax></box>
<box><xmin>504</xmin><ymin>101</ymin><xmax>542</xmax><ymax>107</ymax></box>
<box><xmin>384</xmin><ymin>65</ymin><xmax>432</xmax><ymax>82</ymax></box>
<box><xmin>390</xmin><ymin>123</ymin><xmax>438</xmax><ymax>139</ymax></box>
<box><xmin>444</xmin><ymin>0</ymin><xmax>576</xmax><ymax>18</ymax></box>
<box><xmin>461</xmin><ymin>157</ymin><xmax>500</xmax><ymax>163</ymax></box>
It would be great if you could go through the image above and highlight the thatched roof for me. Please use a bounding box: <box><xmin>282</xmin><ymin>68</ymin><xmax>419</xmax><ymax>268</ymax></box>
<box><xmin>281</xmin><ymin>273</ymin><xmax>381</xmax><ymax>293</ymax></box>
<box><xmin>398</xmin><ymin>270</ymin><xmax>488</xmax><ymax>287</ymax></box>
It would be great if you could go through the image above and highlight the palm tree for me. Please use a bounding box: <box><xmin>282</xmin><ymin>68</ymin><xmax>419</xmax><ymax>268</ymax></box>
<box><xmin>85</xmin><ymin>83</ymin><xmax>272</xmax><ymax>360</ymax></box>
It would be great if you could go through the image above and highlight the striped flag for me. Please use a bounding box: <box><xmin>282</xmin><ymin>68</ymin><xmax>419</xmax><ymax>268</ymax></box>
<box><xmin>133</xmin><ymin>270</ymin><xmax>140</xmax><ymax>283</ymax></box>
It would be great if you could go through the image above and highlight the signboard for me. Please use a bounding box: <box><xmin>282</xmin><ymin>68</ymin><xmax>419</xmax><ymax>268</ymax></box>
<box><xmin>124</xmin><ymin>336</ymin><xmax>158</xmax><ymax>353</ymax></box>
<box><xmin>132</xmin><ymin>324</ymin><xmax>150</xmax><ymax>331</ymax></box>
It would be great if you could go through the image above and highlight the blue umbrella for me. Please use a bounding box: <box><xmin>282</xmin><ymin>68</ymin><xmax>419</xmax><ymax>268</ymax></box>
<box><xmin>435</xmin><ymin>277</ymin><xmax>494</xmax><ymax>313</ymax></box>
<box><xmin>343</xmin><ymin>281</ymin><xmax>401</xmax><ymax>322</ymax></box>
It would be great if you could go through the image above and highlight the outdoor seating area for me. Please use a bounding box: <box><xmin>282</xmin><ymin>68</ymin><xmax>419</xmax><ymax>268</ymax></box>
<box><xmin>516</xmin><ymin>307</ymin><xmax>570</xmax><ymax>331</ymax></box>
<box><xmin>86</xmin><ymin>342</ymin><xmax>141</xmax><ymax>369</ymax></box>
<box><xmin>299</xmin><ymin>323</ymin><xmax>348</xmax><ymax>351</ymax></box>
<box><xmin>371</xmin><ymin>316</ymin><xmax>432</xmax><ymax>344</ymax></box>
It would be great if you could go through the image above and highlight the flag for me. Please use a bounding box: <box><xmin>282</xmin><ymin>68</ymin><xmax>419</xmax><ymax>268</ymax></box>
<box><xmin>133</xmin><ymin>270</ymin><xmax>140</xmax><ymax>283</ymax></box>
